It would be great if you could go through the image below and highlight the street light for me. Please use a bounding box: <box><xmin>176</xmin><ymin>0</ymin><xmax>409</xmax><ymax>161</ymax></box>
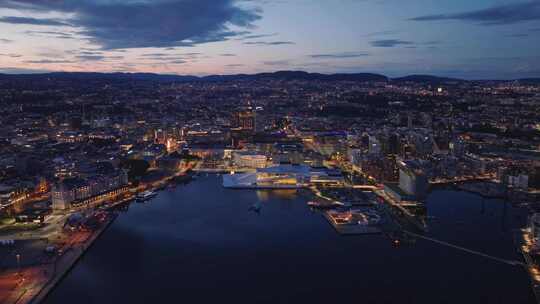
<box><xmin>15</xmin><ymin>253</ymin><xmax>21</xmax><ymax>275</ymax></box>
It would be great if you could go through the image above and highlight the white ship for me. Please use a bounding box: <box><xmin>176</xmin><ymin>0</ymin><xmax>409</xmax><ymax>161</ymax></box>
<box><xmin>136</xmin><ymin>190</ymin><xmax>157</xmax><ymax>202</ymax></box>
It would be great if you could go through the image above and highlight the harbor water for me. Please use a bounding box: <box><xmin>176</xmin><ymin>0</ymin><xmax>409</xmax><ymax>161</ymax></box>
<box><xmin>44</xmin><ymin>175</ymin><xmax>535</xmax><ymax>304</ymax></box>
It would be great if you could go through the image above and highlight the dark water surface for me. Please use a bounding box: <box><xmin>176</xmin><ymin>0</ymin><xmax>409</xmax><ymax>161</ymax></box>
<box><xmin>44</xmin><ymin>175</ymin><xmax>535</xmax><ymax>304</ymax></box>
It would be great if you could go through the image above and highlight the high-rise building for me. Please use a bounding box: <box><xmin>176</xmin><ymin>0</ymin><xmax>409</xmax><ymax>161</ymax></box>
<box><xmin>368</xmin><ymin>136</ymin><xmax>381</xmax><ymax>155</ymax></box>
<box><xmin>154</xmin><ymin>129</ymin><xmax>167</xmax><ymax>145</ymax></box>
<box><xmin>381</xmin><ymin>133</ymin><xmax>400</xmax><ymax>155</ymax></box>
<box><xmin>398</xmin><ymin>160</ymin><xmax>428</xmax><ymax>199</ymax></box>
<box><xmin>233</xmin><ymin>110</ymin><xmax>256</xmax><ymax>132</ymax></box>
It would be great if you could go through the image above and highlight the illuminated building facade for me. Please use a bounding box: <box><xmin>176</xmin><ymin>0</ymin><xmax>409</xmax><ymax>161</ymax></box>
<box><xmin>223</xmin><ymin>164</ymin><xmax>343</xmax><ymax>189</ymax></box>
<box><xmin>52</xmin><ymin>170</ymin><xmax>129</xmax><ymax>210</ymax></box>
<box><xmin>233</xmin><ymin>110</ymin><xmax>256</xmax><ymax>132</ymax></box>
<box><xmin>397</xmin><ymin>160</ymin><xmax>428</xmax><ymax>200</ymax></box>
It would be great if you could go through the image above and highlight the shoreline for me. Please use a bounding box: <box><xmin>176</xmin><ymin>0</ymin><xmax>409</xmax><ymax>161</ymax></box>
<box><xmin>2</xmin><ymin>213</ymin><xmax>118</xmax><ymax>304</ymax></box>
<box><xmin>19</xmin><ymin>169</ymin><xmax>195</xmax><ymax>304</ymax></box>
<box><xmin>30</xmin><ymin>213</ymin><xmax>117</xmax><ymax>304</ymax></box>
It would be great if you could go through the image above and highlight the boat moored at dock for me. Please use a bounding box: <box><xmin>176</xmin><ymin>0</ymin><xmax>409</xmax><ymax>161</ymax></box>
<box><xmin>136</xmin><ymin>190</ymin><xmax>157</xmax><ymax>202</ymax></box>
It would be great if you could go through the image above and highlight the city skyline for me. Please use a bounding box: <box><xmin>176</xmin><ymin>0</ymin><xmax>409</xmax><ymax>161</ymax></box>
<box><xmin>0</xmin><ymin>11</ymin><xmax>539</xmax><ymax>301</ymax></box>
<box><xmin>0</xmin><ymin>0</ymin><xmax>539</xmax><ymax>79</ymax></box>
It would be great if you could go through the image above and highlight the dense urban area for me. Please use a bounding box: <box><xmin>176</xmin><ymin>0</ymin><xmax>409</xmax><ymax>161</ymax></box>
<box><xmin>0</xmin><ymin>71</ymin><xmax>539</xmax><ymax>303</ymax></box>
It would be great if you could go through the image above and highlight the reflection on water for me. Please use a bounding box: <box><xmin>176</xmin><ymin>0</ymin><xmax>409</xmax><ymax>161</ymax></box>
<box><xmin>256</xmin><ymin>189</ymin><xmax>297</xmax><ymax>201</ymax></box>
<box><xmin>44</xmin><ymin>175</ymin><xmax>535</xmax><ymax>304</ymax></box>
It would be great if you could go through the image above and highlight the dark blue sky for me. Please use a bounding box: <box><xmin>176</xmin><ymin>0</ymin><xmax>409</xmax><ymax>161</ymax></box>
<box><xmin>0</xmin><ymin>0</ymin><xmax>538</xmax><ymax>79</ymax></box>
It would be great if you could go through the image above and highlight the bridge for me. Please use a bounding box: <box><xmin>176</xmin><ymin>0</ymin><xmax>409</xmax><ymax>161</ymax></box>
<box><xmin>403</xmin><ymin>230</ymin><xmax>525</xmax><ymax>267</ymax></box>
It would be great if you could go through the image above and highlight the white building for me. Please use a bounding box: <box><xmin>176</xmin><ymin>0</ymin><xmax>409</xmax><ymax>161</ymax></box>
<box><xmin>398</xmin><ymin>160</ymin><xmax>428</xmax><ymax>199</ymax></box>
<box><xmin>223</xmin><ymin>164</ymin><xmax>342</xmax><ymax>189</ymax></box>
<box><xmin>233</xmin><ymin>151</ymin><xmax>267</xmax><ymax>169</ymax></box>
<box><xmin>52</xmin><ymin>170</ymin><xmax>129</xmax><ymax>210</ymax></box>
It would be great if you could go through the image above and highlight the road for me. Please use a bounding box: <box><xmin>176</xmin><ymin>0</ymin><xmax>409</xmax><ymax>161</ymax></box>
<box><xmin>0</xmin><ymin>214</ymin><xmax>69</xmax><ymax>241</ymax></box>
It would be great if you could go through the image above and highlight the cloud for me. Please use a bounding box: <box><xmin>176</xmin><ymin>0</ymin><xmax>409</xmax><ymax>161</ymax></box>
<box><xmin>78</xmin><ymin>51</ymin><xmax>103</xmax><ymax>55</ymax></box>
<box><xmin>140</xmin><ymin>53</ymin><xmax>200</xmax><ymax>57</ymax></box>
<box><xmin>180</xmin><ymin>53</ymin><xmax>201</xmax><ymax>57</ymax></box>
<box><xmin>0</xmin><ymin>38</ymin><xmax>13</xmax><ymax>43</ymax></box>
<box><xmin>75</xmin><ymin>55</ymin><xmax>105</xmax><ymax>61</ymax></box>
<box><xmin>226</xmin><ymin>63</ymin><xmax>244</xmax><ymax>67</ymax></box>
<box><xmin>0</xmin><ymin>16</ymin><xmax>69</xmax><ymax>26</ymax></box>
<box><xmin>0</xmin><ymin>0</ymin><xmax>261</xmax><ymax>49</ymax></box>
<box><xmin>409</xmin><ymin>1</ymin><xmax>540</xmax><ymax>25</ymax></box>
<box><xmin>140</xmin><ymin>53</ymin><xmax>175</xmax><ymax>58</ymax></box>
<box><xmin>24</xmin><ymin>30</ymin><xmax>77</xmax><ymax>39</ymax></box>
<box><xmin>370</xmin><ymin>39</ymin><xmax>414</xmax><ymax>47</ymax></box>
<box><xmin>168</xmin><ymin>60</ymin><xmax>187</xmax><ymax>64</ymax></box>
<box><xmin>238</xmin><ymin>32</ymin><xmax>277</xmax><ymax>40</ymax></box>
<box><xmin>244</xmin><ymin>41</ymin><xmax>295</xmax><ymax>45</ymax></box>
<box><xmin>0</xmin><ymin>67</ymin><xmax>52</xmax><ymax>74</ymax></box>
<box><xmin>262</xmin><ymin>60</ymin><xmax>289</xmax><ymax>66</ymax></box>
<box><xmin>0</xmin><ymin>53</ymin><xmax>22</xmax><ymax>58</ymax></box>
<box><xmin>309</xmin><ymin>52</ymin><xmax>369</xmax><ymax>59</ymax></box>
<box><xmin>220</xmin><ymin>53</ymin><xmax>237</xmax><ymax>57</ymax></box>
<box><xmin>138</xmin><ymin>52</ymin><xmax>200</xmax><ymax>61</ymax></box>
<box><xmin>25</xmin><ymin>59</ymin><xmax>75</xmax><ymax>64</ymax></box>
<box><xmin>505</xmin><ymin>33</ymin><xmax>529</xmax><ymax>38</ymax></box>
<box><xmin>462</xmin><ymin>56</ymin><xmax>537</xmax><ymax>63</ymax></box>
<box><xmin>363</xmin><ymin>30</ymin><xmax>398</xmax><ymax>37</ymax></box>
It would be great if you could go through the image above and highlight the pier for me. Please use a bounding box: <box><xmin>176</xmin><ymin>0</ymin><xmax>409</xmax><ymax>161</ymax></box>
<box><xmin>322</xmin><ymin>212</ymin><xmax>382</xmax><ymax>235</ymax></box>
<box><xmin>404</xmin><ymin>231</ymin><xmax>524</xmax><ymax>267</ymax></box>
<box><xmin>374</xmin><ymin>189</ymin><xmax>427</xmax><ymax>232</ymax></box>
<box><xmin>0</xmin><ymin>213</ymin><xmax>118</xmax><ymax>304</ymax></box>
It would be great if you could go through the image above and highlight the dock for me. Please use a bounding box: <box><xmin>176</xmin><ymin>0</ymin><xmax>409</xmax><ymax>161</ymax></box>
<box><xmin>33</xmin><ymin>213</ymin><xmax>117</xmax><ymax>304</ymax></box>
<box><xmin>1</xmin><ymin>213</ymin><xmax>117</xmax><ymax>304</ymax></box>
<box><xmin>322</xmin><ymin>212</ymin><xmax>381</xmax><ymax>235</ymax></box>
<box><xmin>374</xmin><ymin>189</ymin><xmax>427</xmax><ymax>232</ymax></box>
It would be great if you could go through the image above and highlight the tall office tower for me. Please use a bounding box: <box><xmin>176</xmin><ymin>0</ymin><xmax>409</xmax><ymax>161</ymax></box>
<box><xmin>233</xmin><ymin>110</ymin><xmax>256</xmax><ymax>132</ymax></box>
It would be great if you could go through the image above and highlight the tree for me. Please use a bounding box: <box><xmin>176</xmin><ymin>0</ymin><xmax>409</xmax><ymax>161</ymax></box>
<box><xmin>121</xmin><ymin>159</ymin><xmax>150</xmax><ymax>180</ymax></box>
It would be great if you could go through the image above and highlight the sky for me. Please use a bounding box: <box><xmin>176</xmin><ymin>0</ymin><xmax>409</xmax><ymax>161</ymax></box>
<box><xmin>0</xmin><ymin>0</ymin><xmax>539</xmax><ymax>79</ymax></box>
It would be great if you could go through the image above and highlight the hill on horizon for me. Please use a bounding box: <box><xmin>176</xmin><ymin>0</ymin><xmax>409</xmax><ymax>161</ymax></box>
<box><xmin>0</xmin><ymin>70</ymin><xmax>538</xmax><ymax>83</ymax></box>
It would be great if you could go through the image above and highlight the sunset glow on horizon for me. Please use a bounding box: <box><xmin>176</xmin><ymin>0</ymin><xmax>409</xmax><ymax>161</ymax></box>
<box><xmin>0</xmin><ymin>0</ymin><xmax>539</xmax><ymax>79</ymax></box>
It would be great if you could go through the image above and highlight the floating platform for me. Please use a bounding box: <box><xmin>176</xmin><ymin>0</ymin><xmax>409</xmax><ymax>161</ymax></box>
<box><xmin>322</xmin><ymin>212</ymin><xmax>382</xmax><ymax>235</ymax></box>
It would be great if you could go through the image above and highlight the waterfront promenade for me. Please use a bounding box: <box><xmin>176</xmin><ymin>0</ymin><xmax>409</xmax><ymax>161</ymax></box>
<box><xmin>0</xmin><ymin>213</ymin><xmax>116</xmax><ymax>304</ymax></box>
<box><xmin>0</xmin><ymin>164</ymin><xmax>196</xmax><ymax>304</ymax></box>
